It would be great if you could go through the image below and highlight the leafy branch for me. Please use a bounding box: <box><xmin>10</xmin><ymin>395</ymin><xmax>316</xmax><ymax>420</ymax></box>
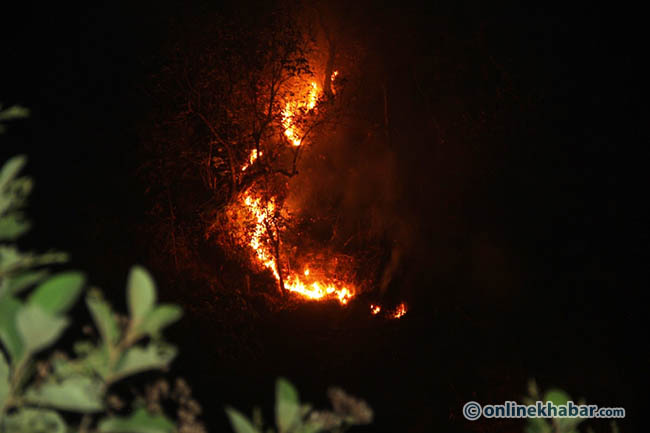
<box><xmin>226</xmin><ymin>378</ymin><xmax>373</xmax><ymax>433</ymax></box>
<box><xmin>0</xmin><ymin>155</ymin><xmax>186</xmax><ymax>433</ymax></box>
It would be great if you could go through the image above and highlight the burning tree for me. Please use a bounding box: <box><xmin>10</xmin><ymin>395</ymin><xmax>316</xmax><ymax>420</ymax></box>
<box><xmin>143</xmin><ymin>5</ymin><xmax>348</xmax><ymax>291</ymax></box>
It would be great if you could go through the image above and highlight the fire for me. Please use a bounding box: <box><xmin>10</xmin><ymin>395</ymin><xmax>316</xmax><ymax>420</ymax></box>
<box><xmin>233</xmin><ymin>67</ymin><xmax>404</xmax><ymax>313</ymax></box>
<box><xmin>243</xmin><ymin>194</ymin><xmax>279</xmax><ymax>279</ymax></box>
<box><xmin>392</xmin><ymin>302</ymin><xmax>407</xmax><ymax>319</ymax></box>
<box><xmin>241</xmin><ymin>149</ymin><xmax>261</xmax><ymax>172</ymax></box>
<box><xmin>283</xmin><ymin>274</ymin><xmax>354</xmax><ymax>305</ymax></box>
<box><xmin>237</xmin><ymin>77</ymin><xmax>356</xmax><ymax>305</ymax></box>
<box><xmin>239</xmin><ymin>194</ymin><xmax>357</xmax><ymax>304</ymax></box>
<box><xmin>281</xmin><ymin>81</ymin><xmax>320</xmax><ymax>146</ymax></box>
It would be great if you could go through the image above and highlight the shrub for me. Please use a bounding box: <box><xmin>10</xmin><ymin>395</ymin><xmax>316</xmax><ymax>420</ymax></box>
<box><xmin>226</xmin><ymin>378</ymin><xmax>373</xmax><ymax>433</ymax></box>
<box><xmin>0</xmin><ymin>154</ymin><xmax>189</xmax><ymax>432</ymax></box>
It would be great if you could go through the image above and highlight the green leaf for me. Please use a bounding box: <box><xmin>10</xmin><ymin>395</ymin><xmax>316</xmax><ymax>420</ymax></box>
<box><xmin>0</xmin><ymin>247</ymin><xmax>65</xmax><ymax>278</ymax></box>
<box><xmin>2</xmin><ymin>408</ymin><xmax>66</xmax><ymax>433</ymax></box>
<box><xmin>0</xmin><ymin>155</ymin><xmax>26</xmax><ymax>193</ymax></box>
<box><xmin>225</xmin><ymin>407</ymin><xmax>261</xmax><ymax>433</ymax></box>
<box><xmin>2</xmin><ymin>269</ymin><xmax>49</xmax><ymax>296</ymax></box>
<box><xmin>86</xmin><ymin>346</ymin><xmax>112</xmax><ymax>379</ymax></box>
<box><xmin>139</xmin><ymin>304</ymin><xmax>182</xmax><ymax>337</ymax></box>
<box><xmin>49</xmin><ymin>357</ymin><xmax>83</xmax><ymax>380</ymax></box>
<box><xmin>128</xmin><ymin>266</ymin><xmax>156</xmax><ymax>321</ymax></box>
<box><xmin>544</xmin><ymin>389</ymin><xmax>571</xmax><ymax>405</ymax></box>
<box><xmin>27</xmin><ymin>271</ymin><xmax>85</xmax><ymax>314</ymax></box>
<box><xmin>16</xmin><ymin>304</ymin><xmax>68</xmax><ymax>355</ymax></box>
<box><xmin>0</xmin><ymin>349</ymin><xmax>9</xmax><ymax>410</ymax></box>
<box><xmin>276</xmin><ymin>378</ymin><xmax>300</xmax><ymax>433</ymax></box>
<box><xmin>98</xmin><ymin>408</ymin><xmax>175</xmax><ymax>433</ymax></box>
<box><xmin>0</xmin><ymin>296</ymin><xmax>24</xmax><ymax>361</ymax></box>
<box><xmin>0</xmin><ymin>214</ymin><xmax>30</xmax><ymax>241</ymax></box>
<box><xmin>0</xmin><ymin>246</ymin><xmax>22</xmax><ymax>274</ymax></box>
<box><xmin>24</xmin><ymin>376</ymin><xmax>104</xmax><ymax>413</ymax></box>
<box><xmin>0</xmin><ymin>106</ymin><xmax>30</xmax><ymax>122</ymax></box>
<box><xmin>86</xmin><ymin>291</ymin><xmax>121</xmax><ymax>346</ymax></box>
<box><xmin>113</xmin><ymin>343</ymin><xmax>177</xmax><ymax>381</ymax></box>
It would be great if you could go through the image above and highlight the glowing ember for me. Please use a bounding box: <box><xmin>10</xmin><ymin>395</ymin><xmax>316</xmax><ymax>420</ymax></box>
<box><xmin>392</xmin><ymin>302</ymin><xmax>407</xmax><ymax>319</ymax></box>
<box><xmin>370</xmin><ymin>304</ymin><xmax>381</xmax><ymax>315</ymax></box>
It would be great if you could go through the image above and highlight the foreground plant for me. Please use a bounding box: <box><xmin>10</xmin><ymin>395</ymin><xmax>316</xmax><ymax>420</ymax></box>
<box><xmin>523</xmin><ymin>379</ymin><xmax>620</xmax><ymax>433</ymax></box>
<box><xmin>0</xmin><ymin>155</ymin><xmax>189</xmax><ymax>432</ymax></box>
<box><xmin>226</xmin><ymin>378</ymin><xmax>373</xmax><ymax>433</ymax></box>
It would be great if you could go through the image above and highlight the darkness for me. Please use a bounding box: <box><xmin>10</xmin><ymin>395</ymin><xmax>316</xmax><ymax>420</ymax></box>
<box><xmin>1</xmin><ymin>1</ymin><xmax>643</xmax><ymax>432</ymax></box>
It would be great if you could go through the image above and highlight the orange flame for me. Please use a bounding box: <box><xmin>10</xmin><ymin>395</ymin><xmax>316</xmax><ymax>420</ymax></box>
<box><xmin>240</xmin><ymin>193</ymin><xmax>357</xmax><ymax>304</ymax></box>
<box><xmin>232</xmin><ymin>70</ymin><xmax>411</xmax><ymax>315</ymax></box>
<box><xmin>243</xmin><ymin>194</ymin><xmax>279</xmax><ymax>279</ymax></box>
<box><xmin>392</xmin><ymin>302</ymin><xmax>407</xmax><ymax>319</ymax></box>
<box><xmin>281</xmin><ymin>81</ymin><xmax>319</xmax><ymax>146</ymax></box>
<box><xmin>236</xmin><ymin>77</ymin><xmax>356</xmax><ymax>305</ymax></box>
<box><xmin>241</xmin><ymin>149</ymin><xmax>262</xmax><ymax>172</ymax></box>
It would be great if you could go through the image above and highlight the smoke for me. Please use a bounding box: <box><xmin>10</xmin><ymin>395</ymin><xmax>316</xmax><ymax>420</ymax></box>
<box><xmin>284</xmin><ymin>108</ymin><xmax>417</xmax><ymax>295</ymax></box>
<box><xmin>278</xmin><ymin>1</ymin><xmax>434</xmax><ymax>297</ymax></box>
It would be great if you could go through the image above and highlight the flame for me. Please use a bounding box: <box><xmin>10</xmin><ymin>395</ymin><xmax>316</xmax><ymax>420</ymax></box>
<box><xmin>230</xmin><ymin>71</ymin><xmax>414</xmax><ymax>316</ymax></box>
<box><xmin>240</xmin><ymin>192</ymin><xmax>357</xmax><ymax>304</ymax></box>
<box><xmin>243</xmin><ymin>194</ymin><xmax>279</xmax><ymax>279</ymax></box>
<box><xmin>392</xmin><ymin>302</ymin><xmax>407</xmax><ymax>319</ymax></box>
<box><xmin>241</xmin><ymin>149</ymin><xmax>261</xmax><ymax>172</ymax></box>
<box><xmin>237</xmin><ymin>77</ymin><xmax>356</xmax><ymax>305</ymax></box>
<box><xmin>240</xmin><ymin>191</ymin><xmax>408</xmax><ymax>311</ymax></box>
<box><xmin>281</xmin><ymin>81</ymin><xmax>320</xmax><ymax>146</ymax></box>
<box><xmin>283</xmin><ymin>274</ymin><xmax>354</xmax><ymax>305</ymax></box>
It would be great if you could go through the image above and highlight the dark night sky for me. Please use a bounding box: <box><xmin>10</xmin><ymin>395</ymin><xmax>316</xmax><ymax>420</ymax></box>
<box><xmin>1</xmin><ymin>1</ymin><xmax>644</xmax><ymax>432</ymax></box>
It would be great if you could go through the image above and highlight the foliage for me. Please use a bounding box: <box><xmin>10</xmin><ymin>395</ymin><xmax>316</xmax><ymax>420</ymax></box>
<box><xmin>226</xmin><ymin>378</ymin><xmax>372</xmax><ymax>433</ymax></box>
<box><xmin>0</xmin><ymin>104</ymin><xmax>30</xmax><ymax>134</ymax></box>
<box><xmin>0</xmin><ymin>153</ymin><xmax>190</xmax><ymax>432</ymax></box>
<box><xmin>523</xmin><ymin>379</ymin><xmax>619</xmax><ymax>433</ymax></box>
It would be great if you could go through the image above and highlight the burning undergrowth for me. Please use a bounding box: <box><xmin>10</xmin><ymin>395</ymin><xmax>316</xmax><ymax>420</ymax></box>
<box><xmin>218</xmin><ymin>182</ymin><xmax>360</xmax><ymax>306</ymax></box>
